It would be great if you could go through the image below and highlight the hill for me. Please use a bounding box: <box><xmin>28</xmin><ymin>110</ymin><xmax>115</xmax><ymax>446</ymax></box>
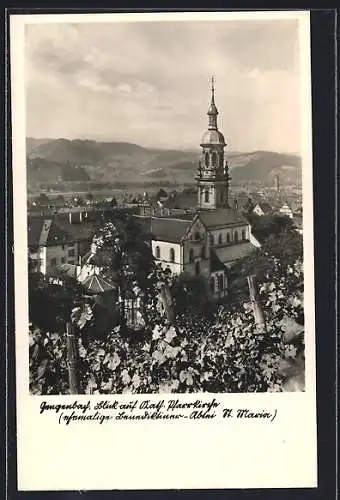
<box><xmin>228</xmin><ymin>151</ymin><xmax>302</xmax><ymax>185</ymax></box>
<box><xmin>27</xmin><ymin>157</ymin><xmax>91</xmax><ymax>186</ymax></box>
<box><xmin>26</xmin><ymin>138</ymin><xmax>301</xmax><ymax>190</ymax></box>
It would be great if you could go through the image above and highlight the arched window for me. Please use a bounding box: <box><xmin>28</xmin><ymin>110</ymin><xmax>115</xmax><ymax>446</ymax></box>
<box><xmin>242</xmin><ymin>229</ymin><xmax>246</xmax><ymax>240</ymax></box>
<box><xmin>234</xmin><ymin>231</ymin><xmax>239</xmax><ymax>243</ymax></box>
<box><xmin>195</xmin><ymin>261</ymin><xmax>200</xmax><ymax>276</ymax></box>
<box><xmin>210</xmin><ymin>277</ymin><xmax>215</xmax><ymax>293</ymax></box>
<box><xmin>218</xmin><ymin>274</ymin><xmax>224</xmax><ymax>291</ymax></box>
<box><xmin>194</xmin><ymin>231</ymin><xmax>200</xmax><ymax>241</ymax></box>
<box><xmin>204</xmin><ymin>190</ymin><xmax>210</xmax><ymax>203</ymax></box>
<box><xmin>210</xmin><ymin>234</ymin><xmax>214</xmax><ymax>246</ymax></box>
<box><xmin>189</xmin><ymin>248</ymin><xmax>194</xmax><ymax>263</ymax></box>
<box><xmin>155</xmin><ymin>246</ymin><xmax>160</xmax><ymax>259</ymax></box>
<box><xmin>205</xmin><ymin>152</ymin><xmax>209</xmax><ymax>167</ymax></box>
<box><xmin>170</xmin><ymin>248</ymin><xmax>175</xmax><ymax>263</ymax></box>
<box><xmin>218</xmin><ymin>233</ymin><xmax>222</xmax><ymax>245</ymax></box>
<box><xmin>212</xmin><ymin>152</ymin><xmax>217</xmax><ymax>167</ymax></box>
<box><xmin>201</xmin><ymin>245</ymin><xmax>205</xmax><ymax>258</ymax></box>
<box><xmin>226</xmin><ymin>233</ymin><xmax>231</xmax><ymax>244</ymax></box>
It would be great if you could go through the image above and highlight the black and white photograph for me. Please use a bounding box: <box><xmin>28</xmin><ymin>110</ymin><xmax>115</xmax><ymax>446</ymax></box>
<box><xmin>23</xmin><ymin>14</ymin><xmax>308</xmax><ymax>396</ymax></box>
<box><xmin>11</xmin><ymin>10</ymin><xmax>319</xmax><ymax>492</ymax></box>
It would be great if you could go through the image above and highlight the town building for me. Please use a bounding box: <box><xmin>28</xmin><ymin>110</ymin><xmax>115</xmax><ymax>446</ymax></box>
<box><xmin>279</xmin><ymin>203</ymin><xmax>294</xmax><ymax>219</ymax></box>
<box><xmin>253</xmin><ymin>202</ymin><xmax>274</xmax><ymax>217</ymax></box>
<box><xmin>28</xmin><ymin>214</ymin><xmax>96</xmax><ymax>275</ymax></box>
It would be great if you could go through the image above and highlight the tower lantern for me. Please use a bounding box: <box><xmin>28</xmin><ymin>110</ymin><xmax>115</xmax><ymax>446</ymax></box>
<box><xmin>195</xmin><ymin>78</ymin><xmax>230</xmax><ymax>210</ymax></box>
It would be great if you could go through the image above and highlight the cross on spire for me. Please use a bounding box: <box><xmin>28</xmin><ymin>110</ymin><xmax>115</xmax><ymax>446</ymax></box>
<box><xmin>211</xmin><ymin>75</ymin><xmax>215</xmax><ymax>97</ymax></box>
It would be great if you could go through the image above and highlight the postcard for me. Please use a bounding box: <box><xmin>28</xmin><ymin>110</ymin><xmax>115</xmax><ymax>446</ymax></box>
<box><xmin>10</xmin><ymin>10</ymin><xmax>317</xmax><ymax>491</ymax></box>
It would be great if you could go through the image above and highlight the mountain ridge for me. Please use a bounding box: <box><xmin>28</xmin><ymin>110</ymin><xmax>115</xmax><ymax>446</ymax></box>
<box><xmin>26</xmin><ymin>137</ymin><xmax>301</xmax><ymax>189</ymax></box>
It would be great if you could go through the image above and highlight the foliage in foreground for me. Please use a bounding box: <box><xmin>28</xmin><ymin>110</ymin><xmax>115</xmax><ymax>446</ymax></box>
<box><xmin>29</xmin><ymin>259</ymin><xmax>304</xmax><ymax>395</ymax></box>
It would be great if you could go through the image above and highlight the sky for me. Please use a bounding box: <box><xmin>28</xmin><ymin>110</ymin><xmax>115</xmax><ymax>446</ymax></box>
<box><xmin>25</xmin><ymin>17</ymin><xmax>302</xmax><ymax>153</ymax></box>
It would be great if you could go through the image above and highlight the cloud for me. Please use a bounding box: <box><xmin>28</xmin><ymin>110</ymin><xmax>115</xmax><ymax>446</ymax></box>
<box><xmin>116</xmin><ymin>83</ymin><xmax>131</xmax><ymax>93</ymax></box>
<box><xmin>25</xmin><ymin>18</ymin><xmax>302</xmax><ymax>153</ymax></box>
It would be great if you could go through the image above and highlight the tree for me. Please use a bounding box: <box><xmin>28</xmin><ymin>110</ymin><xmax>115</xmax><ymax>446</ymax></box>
<box><xmin>262</xmin><ymin>231</ymin><xmax>303</xmax><ymax>268</ymax></box>
<box><xmin>35</xmin><ymin>193</ymin><xmax>49</xmax><ymax>205</ymax></box>
<box><xmin>229</xmin><ymin>249</ymin><xmax>275</xmax><ymax>304</ymax></box>
<box><xmin>74</xmin><ymin>197</ymin><xmax>85</xmax><ymax>207</ymax></box>
<box><xmin>156</xmin><ymin>188</ymin><xmax>168</xmax><ymax>200</ymax></box>
<box><xmin>229</xmin><ymin>229</ymin><xmax>303</xmax><ymax>305</ymax></box>
<box><xmin>171</xmin><ymin>274</ymin><xmax>210</xmax><ymax>314</ymax></box>
<box><xmin>248</xmin><ymin>214</ymin><xmax>294</xmax><ymax>243</ymax></box>
<box><xmin>85</xmin><ymin>192</ymin><xmax>94</xmax><ymax>202</ymax></box>
<box><xmin>28</xmin><ymin>273</ymin><xmax>90</xmax><ymax>333</ymax></box>
<box><xmin>90</xmin><ymin>215</ymin><xmax>154</xmax><ymax>328</ymax></box>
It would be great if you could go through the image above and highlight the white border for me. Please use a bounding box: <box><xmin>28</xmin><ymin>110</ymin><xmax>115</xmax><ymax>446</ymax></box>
<box><xmin>11</xmin><ymin>11</ymin><xmax>317</xmax><ymax>491</ymax></box>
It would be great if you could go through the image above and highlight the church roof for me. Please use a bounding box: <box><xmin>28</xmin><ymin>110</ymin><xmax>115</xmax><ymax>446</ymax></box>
<box><xmin>150</xmin><ymin>217</ymin><xmax>191</xmax><ymax>243</ymax></box>
<box><xmin>133</xmin><ymin>215</ymin><xmax>152</xmax><ymax>233</ymax></box>
<box><xmin>197</xmin><ymin>208</ymin><xmax>248</xmax><ymax>229</ymax></box>
<box><xmin>166</xmin><ymin>213</ymin><xmax>196</xmax><ymax>221</ymax></box>
<box><xmin>215</xmin><ymin>241</ymin><xmax>255</xmax><ymax>266</ymax></box>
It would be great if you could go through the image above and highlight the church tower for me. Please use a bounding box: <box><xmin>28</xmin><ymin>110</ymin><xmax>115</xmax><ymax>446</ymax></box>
<box><xmin>195</xmin><ymin>78</ymin><xmax>231</xmax><ymax>210</ymax></box>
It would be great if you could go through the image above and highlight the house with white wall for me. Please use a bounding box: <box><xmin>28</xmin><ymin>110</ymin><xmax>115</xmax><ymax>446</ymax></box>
<box><xmin>28</xmin><ymin>214</ymin><xmax>96</xmax><ymax>275</ymax></box>
<box><xmin>279</xmin><ymin>203</ymin><xmax>294</xmax><ymax>219</ymax></box>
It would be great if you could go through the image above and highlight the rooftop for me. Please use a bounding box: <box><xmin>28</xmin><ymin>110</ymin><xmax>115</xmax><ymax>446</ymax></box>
<box><xmin>28</xmin><ymin>214</ymin><xmax>97</xmax><ymax>247</ymax></box>
<box><xmin>197</xmin><ymin>208</ymin><xmax>248</xmax><ymax>229</ymax></box>
<box><xmin>82</xmin><ymin>274</ymin><xmax>117</xmax><ymax>294</ymax></box>
<box><xmin>215</xmin><ymin>241</ymin><xmax>255</xmax><ymax>266</ymax></box>
<box><xmin>150</xmin><ymin>217</ymin><xmax>191</xmax><ymax>243</ymax></box>
<box><xmin>200</xmin><ymin>129</ymin><xmax>225</xmax><ymax>146</ymax></box>
<box><xmin>254</xmin><ymin>202</ymin><xmax>273</xmax><ymax>214</ymax></box>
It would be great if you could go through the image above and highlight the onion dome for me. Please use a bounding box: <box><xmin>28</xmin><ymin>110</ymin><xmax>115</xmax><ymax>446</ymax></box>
<box><xmin>200</xmin><ymin>77</ymin><xmax>226</xmax><ymax>146</ymax></box>
<box><xmin>200</xmin><ymin>129</ymin><xmax>225</xmax><ymax>146</ymax></box>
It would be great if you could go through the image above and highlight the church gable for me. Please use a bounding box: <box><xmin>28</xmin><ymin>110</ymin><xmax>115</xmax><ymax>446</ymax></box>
<box><xmin>186</xmin><ymin>216</ymin><xmax>207</xmax><ymax>241</ymax></box>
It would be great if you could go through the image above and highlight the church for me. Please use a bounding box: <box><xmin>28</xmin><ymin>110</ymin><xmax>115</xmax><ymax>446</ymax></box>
<box><xmin>148</xmin><ymin>79</ymin><xmax>258</xmax><ymax>299</ymax></box>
